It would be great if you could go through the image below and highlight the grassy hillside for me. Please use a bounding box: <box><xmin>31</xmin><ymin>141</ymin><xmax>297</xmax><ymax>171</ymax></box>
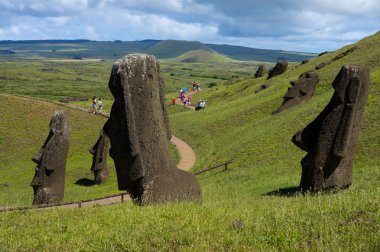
<box><xmin>146</xmin><ymin>40</ymin><xmax>214</xmax><ymax>59</ymax></box>
<box><xmin>0</xmin><ymin>32</ymin><xmax>379</xmax><ymax>250</ymax></box>
<box><xmin>0</xmin><ymin>94</ymin><xmax>120</xmax><ymax>206</ymax></box>
<box><xmin>207</xmin><ymin>43</ymin><xmax>316</xmax><ymax>62</ymax></box>
<box><xmin>174</xmin><ymin>49</ymin><xmax>233</xmax><ymax>63</ymax></box>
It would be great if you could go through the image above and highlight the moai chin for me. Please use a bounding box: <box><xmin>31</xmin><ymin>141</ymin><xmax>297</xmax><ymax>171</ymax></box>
<box><xmin>103</xmin><ymin>53</ymin><xmax>202</xmax><ymax>205</ymax></box>
<box><xmin>31</xmin><ymin>111</ymin><xmax>71</xmax><ymax>205</ymax></box>
<box><xmin>292</xmin><ymin>65</ymin><xmax>370</xmax><ymax>192</ymax></box>
<box><xmin>89</xmin><ymin>129</ymin><xmax>110</xmax><ymax>184</ymax></box>
<box><xmin>273</xmin><ymin>71</ymin><xmax>320</xmax><ymax>114</ymax></box>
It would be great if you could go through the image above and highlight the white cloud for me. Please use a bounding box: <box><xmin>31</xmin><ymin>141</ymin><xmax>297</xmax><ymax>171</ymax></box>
<box><xmin>0</xmin><ymin>0</ymin><xmax>378</xmax><ymax>52</ymax></box>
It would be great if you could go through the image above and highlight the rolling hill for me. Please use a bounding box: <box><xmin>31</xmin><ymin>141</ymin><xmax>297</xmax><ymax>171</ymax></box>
<box><xmin>174</xmin><ymin>49</ymin><xmax>233</xmax><ymax>63</ymax></box>
<box><xmin>0</xmin><ymin>39</ymin><xmax>315</xmax><ymax>62</ymax></box>
<box><xmin>0</xmin><ymin>31</ymin><xmax>379</xmax><ymax>250</ymax></box>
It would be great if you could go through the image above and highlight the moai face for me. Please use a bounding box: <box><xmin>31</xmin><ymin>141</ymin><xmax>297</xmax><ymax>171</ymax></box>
<box><xmin>273</xmin><ymin>71</ymin><xmax>320</xmax><ymax>114</ymax></box>
<box><xmin>31</xmin><ymin>111</ymin><xmax>70</xmax><ymax>205</ymax></box>
<box><xmin>292</xmin><ymin>65</ymin><xmax>370</xmax><ymax>191</ymax></box>
<box><xmin>89</xmin><ymin>129</ymin><xmax>110</xmax><ymax>184</ymax></box>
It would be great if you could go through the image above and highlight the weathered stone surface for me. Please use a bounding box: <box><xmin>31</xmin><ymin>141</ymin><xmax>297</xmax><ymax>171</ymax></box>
<box><xmin>103</xmin><ymin>54</ymin><xmax>202</xmax><ymax>204</ymax></box>
<box><xmin>89</xmin><ymin>129</ymin><xmax>110</xmax><ymax>184</ymax></box>
<box><xmin>254</xmin><ymin>64</ymin><xmax>265</xmax><ymax>78</ymax></box>
<box><xmin>267</xmin><ymin>61</ymin><xmax>288</xmax><ymax>79</ymax></box>
<box><xmin>301</xmin><ymin>59</ymin><xmax>309</xmax><ymax>64</ymax></box>
<box><xmin>273</xmin><ymin>71</ymin><xmax>320</xmax><ymax>114</ymax></box>
<box><xmin>318</xmin><ymin>51</ymin><xmax>329</xmax><ymax>56</ymax></box>
<box><xmin>292</xmin><ymin>65</ymin><xmax>370</xmax><ymax>191</ymax></box>
<box><xmin>31</xmin><ymin>111</ymin><xmax>71</xmax><ymax>205</ymax></box>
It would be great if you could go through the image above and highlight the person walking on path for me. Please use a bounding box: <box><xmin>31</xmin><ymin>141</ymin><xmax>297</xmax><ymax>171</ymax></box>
<box><xmin>91</xmin><ymin>96</ymin><xmax>97</xmax><ymax>114</ymax></box>
<box><xmin>98</xmin><ymin>98</ymin><xmax>103</xmax><ymax>112</ymax></box>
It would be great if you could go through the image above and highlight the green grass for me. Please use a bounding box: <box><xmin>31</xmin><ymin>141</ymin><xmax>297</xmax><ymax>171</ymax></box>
<box><xmin>174</xmin><ymin>49</ymin><xmax>233</xmax><ymax>63</ymax></box>
<box><xmin>0</xmin><ymin>31</ymin><xmax>379</xmax><ymax>250</ymax></box>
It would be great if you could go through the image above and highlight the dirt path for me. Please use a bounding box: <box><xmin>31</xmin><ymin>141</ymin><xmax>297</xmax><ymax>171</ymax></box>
<box><xmin>170</xmin><ymin>135</ymin><xmax>196</xmax><ymax>171</ymax></box>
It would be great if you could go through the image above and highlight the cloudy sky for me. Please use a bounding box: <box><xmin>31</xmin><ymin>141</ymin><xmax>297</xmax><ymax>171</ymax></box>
<box><xmin>0</xmin><ymin>0</ymin><xmax>379</xmax><ymax>52</ymax></box>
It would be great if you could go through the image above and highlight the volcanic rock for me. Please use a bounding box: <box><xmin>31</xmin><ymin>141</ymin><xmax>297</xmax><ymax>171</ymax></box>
<box><xmin>267</xmin><ymin>61</ymin><xmax>288</xmax><ymax>79</ymax></box>
<box><xmin>273</xmin><ymin>71</ymin><xmax>320</xmax><ymax>114</ymax></box>
<box><xmin>292</xmin><ymin>65</ymin><xmax>370</xmax><ymax>191</ymax></box>
<box><xmin>31</xmin><ymin>111</ymin><xmax>71</xmax><ymax>205</ymax></box>
<box><xmin>254</xmin><ymin>64</ymin><xmax>265</xmax><ymax>78</ymax></box>
<box><xmin>89</xmin><ymin>129</ymin><xmax>110</xmax><ymax>184</ymax></box>
<box><xmin>103</xmin><ymin>54</ymin><xmax>202</xmax><ymax>204</ymax></box>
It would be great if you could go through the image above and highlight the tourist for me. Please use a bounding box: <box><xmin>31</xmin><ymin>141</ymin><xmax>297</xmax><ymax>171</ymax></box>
<box><xmin>192</xmin><ymin>82</ymin><xmax>197</xmax><ymax>91</ymax></box>
<box><xmin>98</xmin><ymin>98</ymin><xmax>103</xmax><ymax>112</ymax></box>
<box><xmin>171</xmin><ymin>97</ymin><xmax>176</xmax><ymax>105</ymax></box>
<box><xmin>91</xmin><ymin>96</ymin><xmax>97</xmax><ymax>114</ymax></box>
<box><xmin>188</xmin><ymin>95</ymin><xmax>192</xmax><ymax>105</ymax></box>
<box><xmin>196</xmin><ymin>83</ymin><xmax>201</xmax><ymax>92</ymax></box>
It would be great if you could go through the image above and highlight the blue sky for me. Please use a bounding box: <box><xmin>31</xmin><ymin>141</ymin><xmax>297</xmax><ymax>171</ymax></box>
<box><xmin>0</xmin><ymin>0</ymin><xmax>379</xmax><ymax>52</ymax></box>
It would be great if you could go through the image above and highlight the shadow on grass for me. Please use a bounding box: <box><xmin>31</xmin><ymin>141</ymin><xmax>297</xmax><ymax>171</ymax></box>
<box><xmin>263</xmin><ymin>186</ymin><xmax>301</xmax><ymax>197</ymax></box>
<box><xmin>74</xmin><ymin>178</ymin><xmax>94</xmax><ymax>187</ymax></box>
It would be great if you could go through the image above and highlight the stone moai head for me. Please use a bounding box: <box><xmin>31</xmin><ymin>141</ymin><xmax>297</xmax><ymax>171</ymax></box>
<box><xmin>267</xmin><ymin>61</ymin><xmax>288</xmax><ymax>79</ymax></box>
<box><xmin>254</xmin><ymin>64</ymin><xmax>265</xmax><ymax>78</ymax></box>
<box><xmin>103</xmin><ymin>54</ymin><xmax>201</xmax><ymax>205</ymax></box>
<box><xmin>31</xmin><ymin>111</ymin><xmax>71</xmax><ymax>205</ymax></box>
<box><xmin>273</xmin><ymin>71</ymin><xmax>320</xmax><ymax>114</ymax></box>
<box><xmin>89</xmin><ymin>129</ymin><xmax>110</xmax><ymax>184</ymax></box>
<box><xmin>292</xmin><ymin>65</ymin><xmax>370</xmax><ymax>192</ymax></box>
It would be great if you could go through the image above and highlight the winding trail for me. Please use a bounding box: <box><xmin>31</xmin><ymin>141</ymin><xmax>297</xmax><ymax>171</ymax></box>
<box><xmin>0</xmin><ymin>93</ymin><xmax>198</xmax><ymax>211</ymax></box>
<box><xmin>170</xmin><ymin>135</ymin><xmax>196</xmax><ymax>171</ymax></box>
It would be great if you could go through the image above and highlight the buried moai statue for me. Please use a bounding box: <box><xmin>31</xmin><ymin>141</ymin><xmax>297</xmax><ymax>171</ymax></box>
<box><xmin>254</xmin><ymin>64</ymin><xmax>265</xmax><ymax>78</ymax></box>
<box><xmin>273</xmin><ymin>71</ymin><xmax>320</xmax><ymax>114</ymax></box>
<box><xmin>103</xmin><ymin>53</ymin><xmax>202</xmax><ymax>205</ymax></box>
<box><xmin>292</xmin><ymin>65</ymin><xmax>370</xmax><ymax>192</ymax></box>
<box><xmin>267</xmin><ymin>61</ymin><xmax>288</xmax><ymax>79</ymax></box>
<box><xmin>89</xmin><ymin>129</ymin><xmax>110</xmax><ymax>184</ymax></box>
<box><xmin>31</xmin><ymin>111</ymin><xmax>71</xmax><ymax>205</ymax></box>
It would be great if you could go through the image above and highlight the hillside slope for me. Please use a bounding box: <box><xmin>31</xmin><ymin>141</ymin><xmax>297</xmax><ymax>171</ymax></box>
<box><xmin>174</xmin><ymin>49</ymin><xmax>233</xmax><ymax>63</ymax></box>
<box><xmin>0</xmin><ymin>95</ymin><xmax>119</xmax><ymax>205</ymax></box>
<box><xmin>146</xmin><ymin>40</ymin><xmax>214</xmax><ymax>59</ymax></box>
<box><xmin>0</xmin><ymin>32</ymin><xmax>379</xmax><ymax>250</ymax></box>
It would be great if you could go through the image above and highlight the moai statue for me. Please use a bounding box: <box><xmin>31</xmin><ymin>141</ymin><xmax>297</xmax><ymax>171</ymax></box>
<box><xmin>267</xmin><ymin>61</ymin><xmax>288</xmax><ymax>79</ymax></box>
<box><xmin>31</xmin><ymin>111</ymin><xmax>71</xmax><ymax>205</ymax></box>
<box><xmin>103</xmin><ymin>54</ymin><xmax>202</xmax><ymax>205</ymax></box>
<box><xmin>89</xmin><ymin>129</ymin><xmax>110</xmax><ymax>184</ymax></box>
<box><xmin>273</xmin><ymin>71</ymin><xmax>320</xmax><ymax>114</ymax></box>
<box><xmin>254</xmin><ymin>64</ymin><xmax>265</xmax><ymax>78</ymax></box>
<box><xmin>292</xmin><ymin>65</ymin><xmax>370</xmax><ymax>192</ymax></box>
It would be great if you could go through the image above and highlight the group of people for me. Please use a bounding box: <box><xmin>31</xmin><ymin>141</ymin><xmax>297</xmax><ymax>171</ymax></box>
<box><xmin>91</xmin><ymin>96</ymin><xmax>103</xmax><ymax>114</ymax></box>
<box><xmin>171</xmin><ymin>84</ymin><xmax>206</xmax><ymax>111</ymax></box>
